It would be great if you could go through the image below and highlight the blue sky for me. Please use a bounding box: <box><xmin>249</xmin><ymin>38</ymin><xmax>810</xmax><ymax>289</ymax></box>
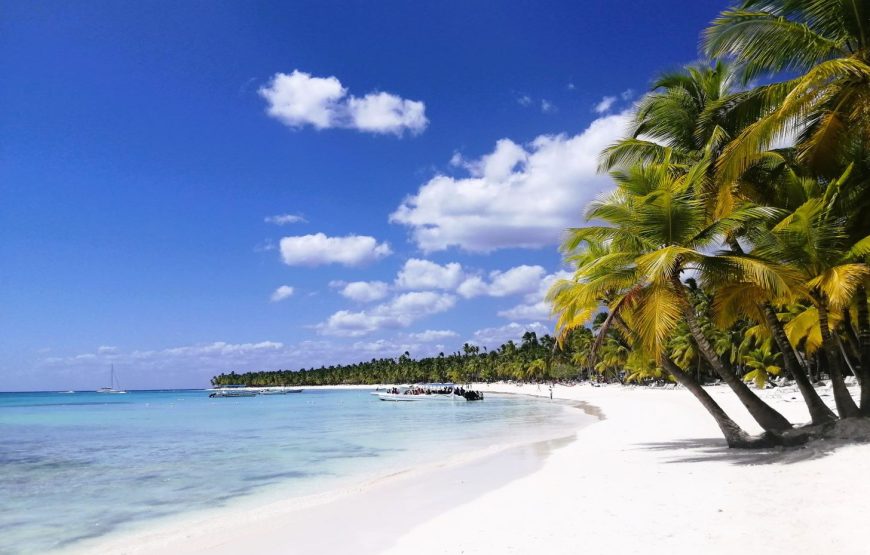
<box><xmin>1</xmin><ymin>0</ymin><xmax>726</xmax><ymax>390</ymax></box>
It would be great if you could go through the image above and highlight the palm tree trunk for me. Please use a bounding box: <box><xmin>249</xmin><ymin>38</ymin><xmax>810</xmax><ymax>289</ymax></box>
<box><xmin>672</xmin><ymin>278</ymin><xmax>792</xmax><ymax>433</ymax></box>
<box><xmin>856</xmin><ymin>286</ymin><xmax>870</xmax><ymax>415</ymax></box>
<box><xmin>817</xmin><ymin>298</ymin><xmax>860</xmax><ymax>418</ymax></box>
<box><xmin>661</xmin><ymin>356</ymin><xmax>754</xmax><ymax>448</ymax></box>
<box><xmin>842</xmin><ymin>308</ymin><xmax>862</xmax><ymax>379</ymax></box>
<box><xmin>761</xmin><ymin>303</ymin><xmax>836</xmax><ymax>425</ymax></box>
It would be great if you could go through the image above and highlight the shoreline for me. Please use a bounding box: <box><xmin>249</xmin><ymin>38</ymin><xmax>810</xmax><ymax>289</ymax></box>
<box><xmin>57</xmin><ymin>382</ymin><xmax>870</xmax><ymax>554</ymax></box>
<box><xmin>59</xmin><ymin>393</ymin><xmax>595</xmax><ymax>555</ymax></box>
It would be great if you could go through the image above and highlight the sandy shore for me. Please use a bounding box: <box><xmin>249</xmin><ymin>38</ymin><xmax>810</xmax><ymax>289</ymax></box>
<box><xmin>384</xmin><ymin>382</ymin><xmax>870</xmax><ymax>555</ymax></box>
<box><xmin>67</xmin><ymin>383</ymin><xmax>870</xmax><ymax>555</ymax></box>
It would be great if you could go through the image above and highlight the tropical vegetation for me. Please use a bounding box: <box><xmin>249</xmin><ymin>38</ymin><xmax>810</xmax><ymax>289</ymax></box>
<box><xmin>551</xmin><ymin>0</ymin><xmax>870</xmax><ymax>446</ymax></box>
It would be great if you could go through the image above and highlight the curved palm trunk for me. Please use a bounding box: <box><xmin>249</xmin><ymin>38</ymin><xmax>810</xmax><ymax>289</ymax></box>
<box><xmin>856</xmin><ymin>286</ymin><xmax>870</xmax><ymax>415</ymax></box>
<box><xmin>817</xmin><ymin>299</ymin><xmax>861</xmax><ymax>418</ymax></box>
<box><xmin>672</xmin><ymin>279</ymin><xmax>792</xmax><ymax>433</ymax></box>
<box><xmin>762</xmin><ymin>303</ymin><xmax>836</xmax><ymax>425</ymax></box>
<box><xmin>661</xmin><ymin>357</ymin><xmax>754</xmax><ymax>447</ymax></box>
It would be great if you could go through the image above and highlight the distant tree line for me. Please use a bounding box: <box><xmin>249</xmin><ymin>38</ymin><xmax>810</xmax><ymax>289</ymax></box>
<box><xmin>212</xmin><ymin>331</ymin><xmax>594</xmax><ymax>387</ymax></box>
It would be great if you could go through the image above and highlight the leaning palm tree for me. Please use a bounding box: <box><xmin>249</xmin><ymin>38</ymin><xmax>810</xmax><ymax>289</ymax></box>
<box><xmin>548</xmin><ymin>259</ymin><xmax>759</xmax><ymax>447</ymax></box>
<box><xmin>574</xmin><ymin>161</ymin><xmax>800</xmax><ymax>433</ymax></box>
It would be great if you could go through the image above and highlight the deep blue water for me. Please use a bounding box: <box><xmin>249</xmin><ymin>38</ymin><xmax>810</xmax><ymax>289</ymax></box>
<box><xmin>0</xmin><ymin>388</ymin><xmax>585</xmax><ymax>554</ymax></box>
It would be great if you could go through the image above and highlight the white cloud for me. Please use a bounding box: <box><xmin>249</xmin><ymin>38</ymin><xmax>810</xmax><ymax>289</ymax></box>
<box><xmin>541</xmin><ymin>99</ymin><xmax>556</xmax><ymax>113</ymax></box>
<box><xmin>483</xmin><ymin>265</ymin><xmax>546</xmax><ymax>297</ymax></box>
<box><xmin>458</xmin><ymin>265</ymin><xmax>545</xmax><ymax>298</ymax></box>
<box><xmin>390</xmin><ymin>112</ymin><xmax>630</xmax><ymax>252</ymax></box>
<box><xmin>395</xmin><ymin>259</ymin><xmax>464</xmax><ymax>290</ymax></box>
<box><xmin>339</xmin><ymin>281</ymin><xmax>390</xmax><ymax>302</ymax></box>
<box><xmin>497</xmin><ymin>270</ymin><xmax>572</xmax><ymax>321</ymax></box>
<box><xmin>407</xmin><ymin>329</ymin><xmax>458</xmax><ymax>342</ymax></box>
<box><xmin>497</xmin><ymin>302</ymin><xmax>552</xmax><ymax>320</ymax></box>
<box><xmin>317</xmin><ymin>291</ymin><xmax>457</xmax><ymax>337</ymax></box>
<box><xmin>97</xmin><ymin>346</ymin><xmax>118</xmax><ymax>354</ymax></box>
<box><xmin>259</xmin><ymin>70</ymin><xmax>427</xmax><ymax>136</ymax></box>
<box><xmin>265</xmin><ymin>213</ymin><xmax>306</xmax><ymax>225</ymax></box>
<box><xmin>347</xmin><ymin>92</ymin><xmax>427</xmax><ymax>135</ymax></box>
<box><xmin>259</xmin><ymin>70</ymin><xmax>345</xmax><ymax>129</ymax></box>
<box><xmin>159</xmin><ymin>341</ymin><xmax>284</xmax><ymax>357</ymax></box>
<box><xmin>279</xmin><ymin>233</ymin><xmax>392</xmax><ymax>266</ymax></box>
<box><xmin>517</xmin><ymin>94</ymin><xmax>532</xmax><ymax>107</ymax></box>
<box><xmin>270</xmin><ymin>285</ymin><xmax>295</xmax><ymax>302</ymax></box>
<box><xmin>469</xmin><ymin>322</ymin><xmax>550</xmax><ymax>349</ymax></box>
<box><xmin>621</xmin><ymin>89</ymin><xmax>634</xmax><ymax>101</ymax></box>
<box><xmin>593</xmin><ymin>95</ymin><xmax>618</xmax><ymax>114</ymax></box>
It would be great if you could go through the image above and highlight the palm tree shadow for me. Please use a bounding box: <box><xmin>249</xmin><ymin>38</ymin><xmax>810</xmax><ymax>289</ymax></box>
<box><xmin>634</xmin><ymin>437</ymin><xmax>849</xmax><ymax>465</ymax></box>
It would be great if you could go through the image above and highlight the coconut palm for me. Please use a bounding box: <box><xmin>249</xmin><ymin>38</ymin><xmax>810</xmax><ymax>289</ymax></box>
<box><xmin>747</xmin><ymin>170</ymin><xmax>870</xmax><ymax>417</ymax></box>
<box><xmin>742</xmin><ymin>348</ymin><xmax>782</xmax><ymax>389</ymax></box>
<box><xmin>564</xmin><ymin>159</ymin><xmax>799</xmax><ymax>433</ymax></box>
<box><xmin>705</xmin><ymin>0</ymin><xmax>870</xmax><ymax>181</ymax></box>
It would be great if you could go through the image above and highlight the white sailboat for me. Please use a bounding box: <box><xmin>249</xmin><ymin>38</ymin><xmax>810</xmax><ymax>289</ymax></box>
<box><xmin>96</xmin><ymin>364</ymin><xmax>127</xmax><ymax>394</ymax></box>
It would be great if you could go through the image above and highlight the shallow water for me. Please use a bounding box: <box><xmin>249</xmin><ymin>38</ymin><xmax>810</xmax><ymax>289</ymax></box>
<box><xmin>0</xmin><ymin>388</ymin><xmax>588</xmax><ymax>554</ymax></box>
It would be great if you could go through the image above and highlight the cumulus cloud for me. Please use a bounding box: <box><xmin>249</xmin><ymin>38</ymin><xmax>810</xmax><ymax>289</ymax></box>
<box><xmin>540</xmin><ymin>99</ymin><xmax>556</xmax><ymax>113</ymax></box>
<box><xmin>259</xmin><ymin>70</ymin><xmax>428</xmax><ymax>136</ymax></box>
<box><xmin>338</xmin><ymin>281</ymin><xmax>390</xmax><ymax>302</ymax></box>
<box><xmin>497</xmin><ymin>270</ymin><xmax>573</xmax><ymax>321</ymax></box>
<box><xmin>593</xmin><ymin>95</ymin><xmax>618</xmax><ymax>114</ymax></box>
<box><xmin>279</xmin><ymin>233</ymin><xmax>392</xmax><ymax>266</ymax></box>
<box><xmin>395</xmin><ymin>259</ymin><xmax>464</xmax><ymax>290</ymax></box>
<box><xmin>469</xmin><ymin>322</ymin><xmax>550</xmax><ymax>349</ymax></box>
<box><xmin>407</xmin><ymin>329</ymin><xmax>458</xmax><ymax>342</ymax></box>
<box><xmin>265</xmin><ymin>213</ymin><xmax>306</xmax><ymax>225</ymax></box>
<box><xmin>347</xmin><ymin>92</ymin><xmax>427</xmax><ymax>135</ymax></box>
<box><xmin>270</xmin><ymin>285</ymin><xmax>295</xmax><ymax>302</ymax></box>
<box><xmin>317</xmin><ymin>291</ymin><xmax>457</xmax><ymax>337</ymax></box>
<box><xmin>390</xmin><ymin>112</ymin><xmax>630</xmax><ymax>252</ymax></box>
<box><xmin>458</xmin><ymin>265</ymin><xmax>545</xmax><ymax>298</ymax></box>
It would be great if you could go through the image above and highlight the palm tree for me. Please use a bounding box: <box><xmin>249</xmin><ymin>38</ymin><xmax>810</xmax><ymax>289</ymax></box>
<box><xmin>705</xmin><ymin>0</ymin><xmax>870</xmax><ymax>182</ymax></box>
<box><xmin>742</xmin><ymin>348</ymin><xmax>782</xmax><ymax>389</ymax></box>
<box><xmin>562</xmin><ymin>160</ymin><xmax>796</xmax><ymax>434</ymax></box>
<box><xmin>747</xmin><ymin>174</ymin><xmax>870</xmax><ymax>417</ymax></box>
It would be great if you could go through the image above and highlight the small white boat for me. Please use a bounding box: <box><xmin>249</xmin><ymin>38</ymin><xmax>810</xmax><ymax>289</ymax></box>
<box><xmin>96</xmin><ymin>365</ymin><xmax>127</xmax><ymax>394</ymax></box>
<box><xmin>209</xmin><ymin>385</ymin><xmax>258</xmax><ymax>398</ymax></box>
<box><xmin>259</xmin><ymin>388</ymin><xmax>303</xmax><ymax>395</ymax></box>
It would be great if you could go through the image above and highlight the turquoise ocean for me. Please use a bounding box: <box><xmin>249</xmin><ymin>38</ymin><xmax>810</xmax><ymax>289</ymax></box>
<box><xmin>0</xmin><ymin>388</ymin><xmax>589</xmax><ymax>554</ymax></box>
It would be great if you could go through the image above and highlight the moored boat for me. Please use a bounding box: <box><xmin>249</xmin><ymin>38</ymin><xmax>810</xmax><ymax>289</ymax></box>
<box><xmin>259</xmin><ymin>387</ymin><xmax>303</xmax><ymax>395</ymax></box>
<box><xmin>372</xmin><ymin>383</ymin><xmax>483</xmax><ymax>402</ymax></box>
<box><xmin>96</xmin><ymin>364</ymin><xmax>127</xmax><ymax>394</ymax></box>
<box><xmin>209</xmin><ymin>385</ymin><xmax>258</xmax><ymax>398</ymax></box>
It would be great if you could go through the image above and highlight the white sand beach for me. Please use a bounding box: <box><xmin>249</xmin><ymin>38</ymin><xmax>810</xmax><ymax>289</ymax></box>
<box><xmin>72</xmin><ymin>383</ymin><xmax>870</xmax><ymax>555</ymax></box>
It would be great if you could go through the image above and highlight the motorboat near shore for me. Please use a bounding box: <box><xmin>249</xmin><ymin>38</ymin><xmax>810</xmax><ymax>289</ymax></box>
<box><xmin>258</xmin><ymin>387</ymin><xmax>303</xmax><ymax>395</ymax></box>
<box><xmin>372</xmin><ymin>383</ymin><xmax>484</xmax><ymax>402</ymax></box>
<box><xmin>208</xmin><ymin>385</ymin><xmax>303</xmax><ymax>397</ymax></box>
<box><xmin>209</xmin><ymin>385</ymin><xmax>257</xmax><ymax>398</ymax></box>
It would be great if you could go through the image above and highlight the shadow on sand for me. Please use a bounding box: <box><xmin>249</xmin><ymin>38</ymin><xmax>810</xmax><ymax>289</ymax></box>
<box><xmin>634</xmin><ymin>436</ymin><xmax>861</xmax><ymax>465</ymax></box>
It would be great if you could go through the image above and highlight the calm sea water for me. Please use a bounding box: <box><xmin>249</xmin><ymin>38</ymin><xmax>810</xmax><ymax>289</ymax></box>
<box><xmin>0</xmin><ymin>388</ymin><xmax>587</xmax><ymax>554</ymax></box>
